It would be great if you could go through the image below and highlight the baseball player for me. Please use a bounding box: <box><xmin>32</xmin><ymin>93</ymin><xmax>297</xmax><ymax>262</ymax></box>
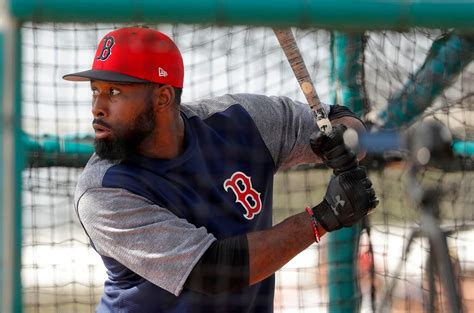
<box><xmin>63</xmin><ymin>27</ymin><xmax>377</xmax><ymax>313</ymax></box>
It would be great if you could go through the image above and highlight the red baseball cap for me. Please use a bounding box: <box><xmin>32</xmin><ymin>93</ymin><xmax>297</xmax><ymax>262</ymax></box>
<box><xmin>63</xmin><ymin>27</ymin><xmax>184</xmax><ymax>88</ymax></box>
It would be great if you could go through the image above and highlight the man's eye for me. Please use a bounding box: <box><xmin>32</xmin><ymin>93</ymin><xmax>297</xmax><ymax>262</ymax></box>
<box><xmin>110</xmin><ymin>89</ymin><xmax>120</xmax><ymax>96</ymax></box>
<box><xmin>92</xmin><ymin>89</ymin><xmax>99</xmax><ymax>96</ymax></box>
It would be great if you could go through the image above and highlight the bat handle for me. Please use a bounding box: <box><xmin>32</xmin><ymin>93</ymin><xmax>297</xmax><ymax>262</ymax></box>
<box><xmin>273</xmin><ymin>29</ymin><xmax>332</xmax><ymax>134</ymax></box>
<box><xmin>313</xmin><ymin>109</ymin><xmax>332</xmax><ymax>134</ymax></box>
<box><xmin>299</xmin><ymin>80</ymin><xmax>332</xmax><ymax>133</ymax></box>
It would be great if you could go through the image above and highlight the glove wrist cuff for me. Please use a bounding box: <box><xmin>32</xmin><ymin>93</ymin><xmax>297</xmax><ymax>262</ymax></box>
<box><xmin>312</xmin><ymin>200</ymin><xmax>341</xmax><ymax>232</ymax></box>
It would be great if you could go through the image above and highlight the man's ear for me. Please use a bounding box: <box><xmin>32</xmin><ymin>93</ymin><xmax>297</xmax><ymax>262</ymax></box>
<box><xmin>153</xmin><ymin>85</ymin><xmax>176</xmax><ymax>112</ymax></box>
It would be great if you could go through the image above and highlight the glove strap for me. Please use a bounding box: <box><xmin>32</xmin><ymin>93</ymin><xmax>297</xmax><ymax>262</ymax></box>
<box><xmin>305</xmin><ymin>207</ymin><xmax>321</xmax><ymax>243</ymax></box>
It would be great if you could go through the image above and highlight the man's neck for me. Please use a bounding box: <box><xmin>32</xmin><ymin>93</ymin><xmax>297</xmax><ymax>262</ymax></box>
<box><xmin>139</xmin><ymin>114</ymin><xmax>185</xmax><ymax>159</ymax></box>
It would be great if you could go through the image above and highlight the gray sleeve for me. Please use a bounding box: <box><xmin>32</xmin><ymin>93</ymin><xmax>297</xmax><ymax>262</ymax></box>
<box><xmin>226</xmin><ymin>94</ymin><xmax>329</xmax><ymax>170</ymax></box>
<box><xmin>76</xmin><ymin>187</ymin><xmax>216</xmax><ymax>296</ymax></box>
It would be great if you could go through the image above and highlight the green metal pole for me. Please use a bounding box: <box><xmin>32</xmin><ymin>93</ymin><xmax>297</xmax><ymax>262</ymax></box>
<box><xmin>0</xmin><ymin>3</ymin><xmax>23</xmax><ymax>312</ymax></box>
<box><xmin>23</xmin><ymin>132</ymin><xmax>94</xmax><ymax>167</ymax></box>
<box><xmin>13</xmin><ymin>26</ymin><xmax>23</xmax><ymax>313</ymax></box>
<box><xmin>331</xmin><ymin>33</ymin><xmax>368</xmax><ymax>117</ymax></box>
<box><xmin>452</xmin><ymin>141</ymin><xmax>474</xmax><ymax>157</ymax></box>
<box><xmin>327</xmin><ymin>224</ymin><xmax>362</xmax><ymax>312</ymax></box>
<box><xmin>328</xmin><ymin>31</ymin><xmax>366</xmax><ymax>312</ymax></box>
<box><xmin>0</xmin><ymin>27</ymin><xmax>5</xmax><ymax>313</ymax></box>
<box><xmin>379</xmin><ymin>32</ymin><xmax>474</xmax><ymax>128</ymax></box>
<box><xmin>8</xmin><ymin>0</ymin><xmax>474</xmax><ymax>30</ymax></box>
<box><xmin>329</xmin><ymin>37</ymin><xmax>337</xmax><ymax>105</ymax></box>
<box><xmin>20</xmin><ymin>131</ymin><xmax>474</xmax><ymax>167</ymax></box>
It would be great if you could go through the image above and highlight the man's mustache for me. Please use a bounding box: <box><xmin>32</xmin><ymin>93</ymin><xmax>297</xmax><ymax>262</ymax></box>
<box><xmin>92</xmin><ymin>119</ymin><xmax>112</xmax><ymax>129</ymax></box>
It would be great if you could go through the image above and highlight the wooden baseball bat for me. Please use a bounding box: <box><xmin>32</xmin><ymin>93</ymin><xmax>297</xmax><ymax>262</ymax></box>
<box><xmin>273</xmin><ymin>28</ymin><xmax>332</xmax><ymax>134</ymax></box>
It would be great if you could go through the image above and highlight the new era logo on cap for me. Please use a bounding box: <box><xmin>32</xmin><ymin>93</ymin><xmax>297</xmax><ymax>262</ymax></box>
<box><xmin>158</xmin><ymin>67</ymin><xmax>168</xmax><ymax>77</ymax></box>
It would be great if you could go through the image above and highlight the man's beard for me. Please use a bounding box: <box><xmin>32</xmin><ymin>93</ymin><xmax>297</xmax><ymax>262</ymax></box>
<box><xmin>94</xmin><ymin>104</ymin><xmax>156</xmax><ymax>161</ymax></box>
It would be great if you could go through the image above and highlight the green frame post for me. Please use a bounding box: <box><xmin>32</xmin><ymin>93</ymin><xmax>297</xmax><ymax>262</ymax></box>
<box><xmin>1</xmin><ymin>1</ymin><xmax>473</xmax><ymax>313</ymax></box>
<box><xmin>328</xmin><ymin>31</ymin><xmax>366</xmax><ymax>312</ymax></box>
<box><xmin>327</xmin><ymin>225</ymin><xmax>362</xmax><ymax>312</ymax></box>
<box><xmin>330</xmin><ymin>33</ymin><xmax>368</xmax><ymax>116</ymax></box>
<box><xmin>23</xmin><ymin>132</ymin><xmax>94</xmax><ymax>168</ymax></box>
<box><xmin>0</xmin><ymin>3</ymin><xmax>23</xmax><ymax>312</ymax></box>
<box><xmin>8</xmin><ymin>0</ymin><xmax>474</xmax><ymax>30</ymax></box>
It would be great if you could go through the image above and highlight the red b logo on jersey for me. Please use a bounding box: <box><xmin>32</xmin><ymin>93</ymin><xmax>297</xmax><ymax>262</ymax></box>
<box><xmin>223</xmin><ymin>171</ymin><xmax>262</xmax><ymax>220</ymax></box>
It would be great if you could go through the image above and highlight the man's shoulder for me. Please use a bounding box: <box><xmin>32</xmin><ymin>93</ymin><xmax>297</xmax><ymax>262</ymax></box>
<box><xmin>180</xmin><ymin>93</ymin><xmax>275</xmax><ymax>119</ymax></box>
<box><xmin>75</xmin><ymin>154</ymin><xmax>118</xmax><ymax>200</ymax></box>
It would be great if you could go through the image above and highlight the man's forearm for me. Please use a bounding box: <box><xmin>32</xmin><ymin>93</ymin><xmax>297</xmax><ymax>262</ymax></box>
<box><xmin>247</xmin><ymin>212</ymin><xmax>326</xmax><ymax>285</ymax></box>
<box><xmin>184</xmin><ymin>211</ymin><xmax>326</xmax><ymax>294</ymax></box>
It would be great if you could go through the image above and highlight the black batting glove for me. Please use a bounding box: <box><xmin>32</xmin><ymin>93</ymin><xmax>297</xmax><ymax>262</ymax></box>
<box><xmin>310</xmin><ymin>124</ymin><xmax>358</xmax><ymax>175</ymax></box>
<box><xmin>312</xmin><ymin>166</ymin><xmax>378</xmax><ymax>232</ymax></box>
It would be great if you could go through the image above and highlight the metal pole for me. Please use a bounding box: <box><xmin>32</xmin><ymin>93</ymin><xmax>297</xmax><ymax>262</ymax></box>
<box><xmin>0</xmin><ymin>1</ymin><xmax>23</xmax><ymax>311</ymax></box>
<box><xmin>7</xmin><ymin>0</ymin><xmax>474</xmax><ymax>30</ymax></box>
<box><xmin>327</xmin><ymin>31</ymin><xmax>366</xmax><ymax>312</ymax></box>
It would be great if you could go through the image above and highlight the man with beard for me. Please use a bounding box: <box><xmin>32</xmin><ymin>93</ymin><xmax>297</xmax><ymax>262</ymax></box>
<box><xmin>63</xmin><ymin>26</ymin><xmax>377</xmax><ymax>313</ymax></box>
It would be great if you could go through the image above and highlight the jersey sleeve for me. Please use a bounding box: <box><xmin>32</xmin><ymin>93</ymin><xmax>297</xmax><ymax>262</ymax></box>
<box><xmin>76</xmin><ymin>187</ymin><xmax>216</xmax><ymax>296</ymax></box>
<box><xmin>225</xmin><ymin>94</ymin><xmax>329</xmax><ymax>170</ymax></box>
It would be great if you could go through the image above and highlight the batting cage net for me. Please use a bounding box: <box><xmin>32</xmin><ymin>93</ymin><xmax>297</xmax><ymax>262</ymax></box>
<box><xmin>22</xmin><ymin>23</ymin><xmax>474</xmax><ymax>312</ymax></box>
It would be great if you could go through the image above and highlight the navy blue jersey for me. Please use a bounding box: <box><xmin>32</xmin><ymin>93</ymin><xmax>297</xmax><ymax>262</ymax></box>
<box><xmin>75</xmin><ymin>94</ymin><xmax>329</xmax><ymax>312</ymax></box>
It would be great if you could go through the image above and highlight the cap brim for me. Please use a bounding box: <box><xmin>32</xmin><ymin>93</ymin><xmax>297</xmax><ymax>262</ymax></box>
<box><xmin>62</xmin><ymin>70</ymin><xmax>150</xmax><ymax>83</ymax></box>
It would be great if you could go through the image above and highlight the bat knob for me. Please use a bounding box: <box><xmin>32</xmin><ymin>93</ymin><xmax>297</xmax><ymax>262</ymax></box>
<box><xmin>316</xmin><ymin>119</ymin><xmax>333</xmax><ymax>134</ymax></box>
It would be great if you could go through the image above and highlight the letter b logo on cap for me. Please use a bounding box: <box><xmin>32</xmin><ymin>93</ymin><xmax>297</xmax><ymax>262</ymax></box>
<box><xmin>97</xmin><ymin>36</ymin><xmax>115</xmax><ymax>61</ymax></box>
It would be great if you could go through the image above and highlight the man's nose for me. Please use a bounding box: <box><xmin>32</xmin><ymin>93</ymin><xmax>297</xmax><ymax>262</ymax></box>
<box><xmin>92</xmin><ymin>95</ymin><xmax>109</xmax><ymax>118</ymax></box>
